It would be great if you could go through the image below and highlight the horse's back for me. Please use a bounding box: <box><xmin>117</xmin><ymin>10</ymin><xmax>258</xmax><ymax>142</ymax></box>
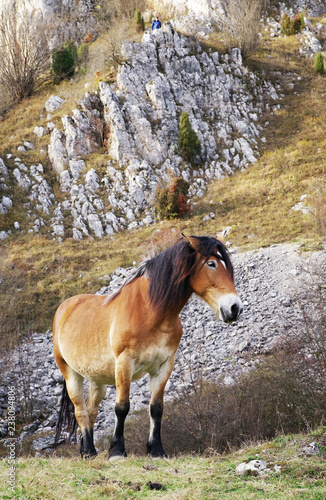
<box><xmin>53</xmin><ymin>294</ymin><xmax>105</xmax><ymax>334</ymax></box>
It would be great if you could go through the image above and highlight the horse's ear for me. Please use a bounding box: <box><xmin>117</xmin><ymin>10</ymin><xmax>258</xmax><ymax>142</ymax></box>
<box><xmin>181</xmin><ymin>233</ymin><xmax>199</xmax><ymax>250</ymax></box>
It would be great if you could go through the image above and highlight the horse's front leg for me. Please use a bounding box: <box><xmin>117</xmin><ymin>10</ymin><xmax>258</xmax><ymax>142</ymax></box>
<box><xmin>148</xmin><ymin>355</ymin><xmax>175</xmax><ymax>458</ymax></box>
<box><xmin>109</xmin><ymin>354</ymin><xmax>133</xmax><ymax>458</ymax></box>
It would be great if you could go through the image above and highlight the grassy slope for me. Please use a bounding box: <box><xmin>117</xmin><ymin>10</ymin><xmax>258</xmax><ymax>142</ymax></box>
<box><xmin>1</xmin><ymin>431</ymin><xmax>326</xmax><ymax>499</ymax></box>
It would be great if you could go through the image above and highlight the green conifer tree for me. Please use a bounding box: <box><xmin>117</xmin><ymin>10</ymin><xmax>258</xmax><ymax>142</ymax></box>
<box><xmin>315</xmin><ymin>52</ymin><xmax>324</xmax><ymax>75</ymax></box>
<box><xmin>178</xmin><ymin>111</ymin><xmax>201</xmax><ymax>163</ymax></box>
<box><xmin>51</xmin><ymin>47</ymin><xmax>75</xmax><ymax>83</ymax></box>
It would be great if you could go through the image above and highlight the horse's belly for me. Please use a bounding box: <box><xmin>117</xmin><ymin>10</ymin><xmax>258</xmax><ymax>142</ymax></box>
<box><xmin>62</xmin><ymin>345</ymin><xmax>116</xmax><ymax>384</ymax></box>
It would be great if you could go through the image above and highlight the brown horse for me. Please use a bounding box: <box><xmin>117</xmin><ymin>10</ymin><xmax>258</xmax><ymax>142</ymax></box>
<box><xmin>53</xmin><ymin>234</ymin><xmax>243</xmax><ymax>458</ymax></box>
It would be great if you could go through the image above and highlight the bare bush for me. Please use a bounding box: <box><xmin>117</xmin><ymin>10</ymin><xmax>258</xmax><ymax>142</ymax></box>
<box><xmin>220</xmin><ymin>0</ymin><xmax>264</xmax><ymax>59</ymax></box>
<box><xmin>102</xmin><ymin>18</ymin><xmax>136</xmax><ymax>66</ymax></box>
<box><xmin>0</xmin><ymin>2</ymin><xmax>50</xmax><ymax>104</ymax></box>
<box><xmin>279</xmin><ymin>255</ymin><xmax>326</xmax><ymax>423</ymax></box>
<box><xmin>314</xmin><ymin>194</ymin><xmax>326</xmax><ymax>237</ymax></box>
<box><xmin>12</xmin><ymin>339</ymin><xmax>35</xmax><ymax>424</ymax></box>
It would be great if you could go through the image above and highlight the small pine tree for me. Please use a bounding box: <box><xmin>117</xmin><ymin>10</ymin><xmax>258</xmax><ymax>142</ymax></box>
<box><xmin>281</xmin><ymin>13</ymin><xmax>291</xmax><ymax>35</ymax></box>
<box><xmin>51</xmin><ymin>47</ymin><xmax>75</xmax><ymax>83</ymax></box>
<box><xmin>178</xmin><ymin>111</ymin><xmax>201</xmax><ymax>163</ymax></box>
<box><xmin>63</xmin><ymin>40</ymin><xmax>78</xmax><ymax>63</ymax></box>
<box><xmin>134</xmin><ymin>9</ymin><xmax>145</xmax><ymax>32</ymax></box>
<box><xmin>315</xmin><ymin>52</ymin><xmax>324</xmax><ymax>75</ymax></box>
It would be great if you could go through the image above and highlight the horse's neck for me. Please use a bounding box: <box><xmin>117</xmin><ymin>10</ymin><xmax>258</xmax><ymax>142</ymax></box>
<box><xmin>136</xmin><ymin>275</ymin><xmax>192</xmax><ymax>327</ymax></box>
<box><xmin>157</xmin><ymin>287</ymin><xmax>193</xmax><ymax>330</ymax></box>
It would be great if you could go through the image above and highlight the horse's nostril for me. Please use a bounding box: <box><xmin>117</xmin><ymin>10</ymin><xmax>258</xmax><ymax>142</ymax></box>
<box><xmin>231</xmin><ymin>303</ymin><xmax>239</xmax><ymax>318</ymax></box>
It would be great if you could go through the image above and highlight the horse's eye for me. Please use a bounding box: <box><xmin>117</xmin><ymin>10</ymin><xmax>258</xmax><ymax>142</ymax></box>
<box><xmin>207</xmin><ymin>260</ymin><xmax>217</xmax><ymax>269</ymax></box>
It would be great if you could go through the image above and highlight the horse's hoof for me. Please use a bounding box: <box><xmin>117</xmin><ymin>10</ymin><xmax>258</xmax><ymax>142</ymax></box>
<box><xmin>109</xmin><ymin>444</ymin><xmax>127</xmax><ymax>460</ymax></box>
<box><xmin>147</xmin><ymin>443</ymin><xmax>167</xmax><ymax>458</ymax></box>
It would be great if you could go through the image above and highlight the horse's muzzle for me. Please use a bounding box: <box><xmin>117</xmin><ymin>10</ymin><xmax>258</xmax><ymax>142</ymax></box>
<box><xmin>219</xmin><ymin>294</ymin><xmax>243</xmax><ymax>323</ymax></box>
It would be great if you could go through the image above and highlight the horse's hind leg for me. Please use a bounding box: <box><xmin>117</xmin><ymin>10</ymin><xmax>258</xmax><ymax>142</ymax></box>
<box><xmin>147</xmin><ymin>355</ymin><xmax>174</xmax><ymax>458</ymax></box>
<box><xmin>87</xmin><ymin>381</ymin><xmax>107</xmax><ymax>444</ymax></box>
<box><xmin>65</xmin><ymin>369</ymin><xmax>97</xmax><ymax>457</ymax></box>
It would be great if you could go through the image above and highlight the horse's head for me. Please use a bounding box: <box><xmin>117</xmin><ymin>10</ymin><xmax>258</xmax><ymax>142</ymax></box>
<box><xmin>182</xmin><ymin>234</ymin><xmax>243</xmax><ymax>323</ymax></box>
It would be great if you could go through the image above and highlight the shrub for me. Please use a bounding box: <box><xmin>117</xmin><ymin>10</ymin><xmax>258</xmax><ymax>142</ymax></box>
<box><xmin>102</xmin><ymin>18</ymin><xmax>133</xmax><ymax>66</ymax></box>
<box><xmin>83</xmin><ymin>31</ymin><xmax>95</xmax><ymax>44</ymax></box>
<box><xmin>0</xmin><ymin>3</ymin><xmax>50</xmax><ymax>104</ymax></box>
<box><xmin>63</xmin><ymin>40</ymin><xmax>78</xmax><ymax>64</ymax></box>
<box><xmin>220</xmin><ymin>0</ymin><xmax>263</xmax><ymax>59</ymax></box>
<box><xmin>51</xmin><ymin>46</ymin><xmax>75</xmax><ymax>83</ymax></box>
<box><xmin>178</xmin><ymin>112</ymin><xmax>201</xmax><ymax>163</ymax></box>
<box><xmin>155</xmin><ymin>177</ymin><xmax>190</xmax><ymax>219</ymax></box>
<box><xmin>134</xmin><ymin>8</ymin><xmax>145</xmax><ymax>32</ymax></box>
<box><xmin>281</xmin><ymin>13</ymin><xmax>291</xmax><ymax>35</ymax></box>
<box><xmin>315</xmin><ymin>52</ymin><xmax>324</xmax><ymax>75</ymax></box>
<box><xmin>99</xmin><ymin>0</ymin><xmax>146</xmax><ymax>29</ymax></box>
<box><xmin>281</xmin><ymin>12</ymin><xmax>305</xmax><ymax>36</ymax></box>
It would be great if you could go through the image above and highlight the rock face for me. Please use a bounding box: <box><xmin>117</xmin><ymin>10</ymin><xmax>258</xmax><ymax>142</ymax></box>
<box><xmin>284</xmin><ymin>0</ymin><xmax>326</xmax><ymax>17</ymax></box>
<box><xmin>1</xmin><ymin>6</ymin><xmax>324</xmax><ymax>241</ymax></box>
<box><xmin>32</xmin><ymin>22</ymin><xmax>278</xmax><ymax>240</ymax></box>
<box><xmin>0</xmin><ymin>0</ymin><xmax>98</xmax><ymax>47</ymax></box>
<box><xmin>0</xmin><ymin>243</ymin><xmax>323</xmax><ymax>454</ymax></box>
<box><xmin>149</xmin><ymin>0</ymin><xmax>326</xmax><ymax>24</ymax></box>
<box><xmin>0</xmin><ymin>0</ymin><xmax>96</xmax><ymax>21</ymax></box>
<box><xmin>150</xmin><ymin>0</ymin><xmax>224</xmax><ymax>23</ymax></box>
<box><xmin>102</xmin><ymin>23</ymin><xmax>266</xmax><ymax>170</ymax></box>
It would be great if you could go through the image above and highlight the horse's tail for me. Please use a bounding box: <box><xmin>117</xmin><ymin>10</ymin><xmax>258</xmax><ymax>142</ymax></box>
<box><xmin>54</xmin><ymin>380</ymin><xmax>77</xmax><ymax>447</ymax></box>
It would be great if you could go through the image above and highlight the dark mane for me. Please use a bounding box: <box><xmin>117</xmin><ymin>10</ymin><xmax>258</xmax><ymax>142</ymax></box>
<box><xmin>105</xmin><ymin>236</ymin><xmax>233</xmax><ymax>318</ymax></box>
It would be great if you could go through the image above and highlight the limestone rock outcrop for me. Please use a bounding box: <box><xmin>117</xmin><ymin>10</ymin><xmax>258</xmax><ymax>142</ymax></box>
<box><xmin>2</xmin><ymin>21</ymin><xmax>282</xmax><ymax>240</ymax></box>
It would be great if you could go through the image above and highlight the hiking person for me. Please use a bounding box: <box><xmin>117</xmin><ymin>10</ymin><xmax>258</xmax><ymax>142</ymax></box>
<box><xmin>151</xmin><ymin>16</ymin><xmax>162</xmax><ymax>31</ymax></box>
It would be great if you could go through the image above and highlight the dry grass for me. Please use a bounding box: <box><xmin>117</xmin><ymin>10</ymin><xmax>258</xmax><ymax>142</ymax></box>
<box><xmin>190</xmin><ymin>34</ymin><xmax>326</xmax><ymax>249</ymax></box>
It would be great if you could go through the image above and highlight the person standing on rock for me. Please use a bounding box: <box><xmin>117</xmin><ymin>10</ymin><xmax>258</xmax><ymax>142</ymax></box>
<box><xmin>151</xmin><ymin>16</ymin><xmax>162</xmax><ymax>31</ymax></box>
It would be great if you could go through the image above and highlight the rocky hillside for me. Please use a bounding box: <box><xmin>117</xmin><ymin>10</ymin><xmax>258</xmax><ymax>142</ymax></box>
<box><xmin>1</xmin><ymin>2</ymin><xmax>326</xmax><ymax>242</ymax></box>
<box><xmin>1</xmin><ymin>21</ymin><xmax>280</xmax><ymax>241</ymax></box>
<box><xmin>2</xmin><ymin>0</ymin><xmax>326</xmax><ymax>23</ymax></box>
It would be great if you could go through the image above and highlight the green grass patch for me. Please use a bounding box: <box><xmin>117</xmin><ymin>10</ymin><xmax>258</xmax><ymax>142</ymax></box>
<box><xmin>1</xmin><ymin>433</ymin><xmax>326</xmax><ymax>499</ymax></box>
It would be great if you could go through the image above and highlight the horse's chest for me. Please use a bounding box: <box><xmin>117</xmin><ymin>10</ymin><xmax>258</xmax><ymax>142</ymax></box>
<box><xmin>133</xmin><ymin>344</ymin><xmax>173</xmax><ymax>379</ymax></box>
